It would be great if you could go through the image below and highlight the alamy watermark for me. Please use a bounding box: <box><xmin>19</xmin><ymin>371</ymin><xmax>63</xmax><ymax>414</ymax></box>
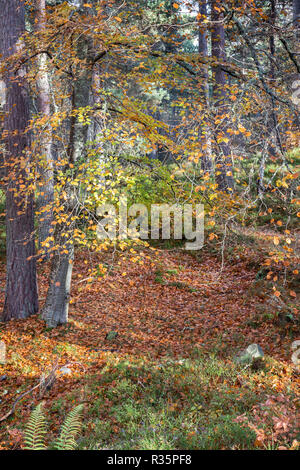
<box><xmin>96</xmin><ymin>197</ymin><xmax>204</xmax><ymax>250</ymax></box>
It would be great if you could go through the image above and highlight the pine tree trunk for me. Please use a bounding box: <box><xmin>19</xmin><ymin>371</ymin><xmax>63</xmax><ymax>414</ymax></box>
<box><xmin>0</xmin><ymin>0</ymin><xmax>39</xmax><ymax>321</ymax></box>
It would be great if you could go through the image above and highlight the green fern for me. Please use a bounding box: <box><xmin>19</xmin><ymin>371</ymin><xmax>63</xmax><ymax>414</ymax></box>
<box><xmin>24</xmin><ymin>403</ymin><xmax>47</xmax><ymax>450</ymax></box>
<box><xmin>24</xmin><ymin>403</ymin><xmax>83</xmax><ymax>450</ymax></box>
<box><xmin>54</xmin><ymin>404</ymin><xmax>84</xmax><ymax>450</ymax></box>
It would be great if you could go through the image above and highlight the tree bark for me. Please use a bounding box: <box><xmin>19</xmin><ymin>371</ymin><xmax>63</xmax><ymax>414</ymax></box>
<box><xmin>267</xmin><ymin>0</ymin><xmax>283</xmax><ymax>159</ymax></box>
<box><xmin>0</xmin><ymin>0</ymin><xmax>39</xmax><ymax>321</ymax></box>
<box><xmin>294</xmin><ymin>0</ymin><xmax>300</xmax><ymax>40</ymax></box>
<box><xmin>35</xmin><ymin>0</ymin><xmax>54</xmax><ymax>258</ymax></box>
<box><xmin>67</xmin><ymin>37</ymin><xmax>94</xmax><ymax>163</ymax></box>
<box><xmin>198</xmin><ymin>0</ymin><xmax>212</xmax><ymax>172</ymax></box>
<box><xmin>41</xmin><ymin>230</ymin><xmax>74</xmax><ymax>327</ymax></box>
<box><xmin>42</xmin><ymin>10</ymin><xmax>93</xmax><ymax>327</ymax></box>
<box><xmin>211</xmin><ymin>0</ymin><xmax>234</xmax><ymax>191</ymax></box>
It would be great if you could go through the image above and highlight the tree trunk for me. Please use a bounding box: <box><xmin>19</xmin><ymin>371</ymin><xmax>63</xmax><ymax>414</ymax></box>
<box><xmin>67</xmin><ymin>37</ymin><xmax>94</xmax><ymax>163</ymax></box>
<box><xmin>294</xmin><ymin>0</ymin><xmax>300</xmax><ymax>40</ymax></box>
<box><xmin>267</xmin><ymin>0</ymin><xmax>283</xmax><ymax>160</ymax></box>
<box><xmin>0</xmin><ymin>0</ymin><xmax>39</xmax><ymax>321</ymax></box>
<box><xmin>211</xmin><ymin>0</ymin><xmax>234</xmax><ymax>191</ymax></box>
<box><xmin>41</xmin><ymin>241</ymin><xmax>74</xmax><ymax>327</ymax></box>
<box><xmin>198</xmin><ymin>0</ymin><xmax>212</xmax><ymax>172</ymax></box>
<box><xmin>42</xmin><ymin>18</ymin><xmax>93</xmax><ymax>327</ymax></box>
<box><xmin>35</xmin><ymin>0</ymin><xmax>54</xmax><ymax>258</ymax></box>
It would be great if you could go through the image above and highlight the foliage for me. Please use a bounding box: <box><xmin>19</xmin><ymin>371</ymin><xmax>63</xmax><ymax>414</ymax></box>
<box><xmin>24</xmin><ymin>403</ymin><xmax>84</xmax><ymax>451</ymax></box>
<box><xmin>0</xmin><ymin>246</ymin><xmax>298</xmax><ymax>450</ymax></box>
<box><xmin>54</xmin><ymin>404</ymin><xmax>84</xmax><ymax>450</ymax></box>
<box><xmin>76</xmin><ymin>354</ymin><xmax>297</xmax><ymax>450</ymax></box>
<box><xmin>0</xmin><ymin>0</ymin><xmax>299</xmax><ymax>452</ymax></box>
<box><xmin>24</xmin><ymin>403</ymin><xmax>47</xmax><ymax>450</ymax></box>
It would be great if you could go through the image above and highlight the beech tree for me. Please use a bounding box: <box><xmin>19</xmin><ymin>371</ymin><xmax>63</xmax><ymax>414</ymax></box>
<box><xmin>0</xmin><ymin>0</ymin><xmax>298</xmax><ymax>329</ymax></box>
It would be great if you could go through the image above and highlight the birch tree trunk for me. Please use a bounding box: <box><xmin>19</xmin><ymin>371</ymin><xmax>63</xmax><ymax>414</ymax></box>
<box><xmin>35</xmin><ymin>0</ymin><xmax>54</xmax><ymax>258</ymax></box>
<box><xmin>0</xmin><ymin>0</ymin><xmax>39</xmax><ymax>321</ymax></box>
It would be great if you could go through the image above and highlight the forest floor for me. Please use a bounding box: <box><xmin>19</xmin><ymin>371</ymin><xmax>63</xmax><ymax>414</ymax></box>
<box><xmin>0</xmin><ymin>242</ymin><xmax>299</xmax><ymax>450</ymax></box>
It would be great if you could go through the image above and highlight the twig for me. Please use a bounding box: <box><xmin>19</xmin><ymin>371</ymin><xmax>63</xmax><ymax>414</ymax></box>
<box><xmin>0</xmin><ymin>361</ymin><xmax>85</xmax><ymax>422</ymax></box>
<box><xmin>0</xmin><ymin>382</ymin><xmax>41</xmax><ymax>423</ymax></box>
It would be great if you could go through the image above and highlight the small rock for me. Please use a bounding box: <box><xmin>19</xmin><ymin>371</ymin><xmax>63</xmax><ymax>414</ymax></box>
<box><xmin>59</xmin><ymin>366</ymin><xmax>72</xmax><ymax>376</ymax></box>
<box><xmin>246</xmin><ymin>344</ymin><xmax>264</xmax><ymax>359</ymax></box>
<box><xmin>235</xmin><ymin>344</ymin><xmax>264</xmax><ymax>366</ymax></box>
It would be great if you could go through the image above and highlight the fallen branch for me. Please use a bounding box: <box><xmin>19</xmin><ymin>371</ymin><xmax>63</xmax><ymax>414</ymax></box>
<box><xmin>0</xmin><ymin>361</ymin><xmax>85</xmax><ymax>423</ymax></box>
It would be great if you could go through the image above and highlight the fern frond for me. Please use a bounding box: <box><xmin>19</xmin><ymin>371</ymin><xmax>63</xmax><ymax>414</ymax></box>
<box><xmin>24</xmin><ymin>403</ymin><xmax>47</xmax><ymax>450</ymax></box>
<box><xmin>54</xmin><ymin>404</ymin><xmax>84</xmax><ymax>450</ymax></box>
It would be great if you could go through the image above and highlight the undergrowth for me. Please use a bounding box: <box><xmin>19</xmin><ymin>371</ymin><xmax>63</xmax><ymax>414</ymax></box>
<box><xmin>35</xmin><ymin>352</ymin><xmax>298</xmax><ymax>451</ymax></box>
